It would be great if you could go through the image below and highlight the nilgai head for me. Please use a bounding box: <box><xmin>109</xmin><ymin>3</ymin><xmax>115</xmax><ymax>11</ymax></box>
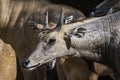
<box><xmin>22</xmin><ymin>8</ymin><xmax>86</xmax><ymax>70</ymax></box>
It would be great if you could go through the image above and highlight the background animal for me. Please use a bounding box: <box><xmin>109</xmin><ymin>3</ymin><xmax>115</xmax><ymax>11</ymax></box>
<box><xmin>90</xmin><ymin>0</ymin><xmax>120</xmax><ymax>16</ymax></box>
<box><xmin>0</xmin><ymin>39</ymin><xmax>16</xmax><ymax>80</ymax></box>
<box><xmin>56</xmin><ymin>57</ymin><xmax>91</xmax><ymax>80</ymax></box>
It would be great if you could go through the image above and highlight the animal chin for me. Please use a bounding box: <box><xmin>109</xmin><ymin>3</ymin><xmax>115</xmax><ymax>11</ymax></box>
<box><xmin>26</xmin><ymin>63</ymin><xmax>40</xmax><ymax>70</ymax></box>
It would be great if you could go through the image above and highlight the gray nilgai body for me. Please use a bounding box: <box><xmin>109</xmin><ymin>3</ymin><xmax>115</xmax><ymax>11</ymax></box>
<box><xmin>24</xmin><ymin>11</ymin><xmax>120</xmax><ymax>80</ymax></box>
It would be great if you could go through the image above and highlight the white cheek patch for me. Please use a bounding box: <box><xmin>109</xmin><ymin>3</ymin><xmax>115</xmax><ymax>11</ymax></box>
<box><xmin>52</xmin><ymin>52</ymin><xmax>57</xmax><ymax>56</ymax></box>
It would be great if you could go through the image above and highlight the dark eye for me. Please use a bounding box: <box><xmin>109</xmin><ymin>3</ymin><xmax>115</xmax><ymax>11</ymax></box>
<box><xmin>48</xmin><ymin>38</ymin><xmax>56</xmax><ymax>45</ymax></box>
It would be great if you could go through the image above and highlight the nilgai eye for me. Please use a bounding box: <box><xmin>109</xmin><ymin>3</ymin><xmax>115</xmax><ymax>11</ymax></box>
<box><xmin>48</xmin><ymin>38</ymin><xmax>56</xmax><ymax>45</ymax></box>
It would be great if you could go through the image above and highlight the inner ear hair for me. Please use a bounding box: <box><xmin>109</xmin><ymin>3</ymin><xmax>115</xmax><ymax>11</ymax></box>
<box><xmin>28</xmin><ymin>21</ymin><xmax>37</xmax><ymax>27</ymax></box>
<box><xmin>64</xmin><ymin>15</ymin><xmax>74</xmax><ymax>24</ymax></box>
<box><xmin>27</xmin><ymin>21</ymin><xmax>41</xmax><ymax>32</ymax></box>
<box><xmin>72</xmin><ymin>27</ymin><xmax>86</xmax><ymax>34</ymax></box>
<box><xmin>28</xmin><ymin>21</ymin><xmax>37</xmax><ymax>29</ymax></box>
<box><xmin>71</xmin><ymin>27</ymin><xmax>87</xmax><ymax>38</ymax></box>
<box><xmin>76</xmin><ymin>27</ymin><xmax>87</xmax><ymax>33</ymax></box>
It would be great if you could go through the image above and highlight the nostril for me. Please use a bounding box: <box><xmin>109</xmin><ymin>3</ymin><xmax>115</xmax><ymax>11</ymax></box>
<box><xmin>22</xmin><ymin>59</ymin><xmax>30</xmax><ymax>68</ymax></box>
<box><xmin>25</xmin><ymin>60</ymin><xmax>30</xmax><ymax>65</ymax></box>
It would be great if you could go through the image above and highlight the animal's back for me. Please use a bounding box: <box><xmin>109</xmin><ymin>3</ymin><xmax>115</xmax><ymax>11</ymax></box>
<box><xmin>0</xmin><ymin>39</ymin><xmax>16</xmax><ymax>80</ymax></box>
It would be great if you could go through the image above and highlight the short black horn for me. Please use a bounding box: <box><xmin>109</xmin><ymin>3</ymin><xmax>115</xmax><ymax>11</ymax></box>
<box><xmin>44</xmin><ymin>10</ymin><xmax>49</xmax><ymax>30</ymax></box>
<box><xmin>56</xmin><ymin>8</ymin><xmax>64</xmax><ymax>31</ymax></box>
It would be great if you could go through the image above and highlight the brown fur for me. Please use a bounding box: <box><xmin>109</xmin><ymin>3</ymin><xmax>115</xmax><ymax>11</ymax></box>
<box><xmin>56</xmin><ymin>57</ymin><xmax>91</xmax><ymax>80</ymax></box>
<box><xmin>57</xmin><ymin>56</ymin><xmax>115</xmax><ymax>80</ymax></box>
<box><xmin>0</xmin><ymin>39</ymin><xmax>16</xmax><ymax>80</ymax></box>
<box><xmin>93</xmin><ymin>62</ymin><xmax>115</xmax><ymax>80</ymax></box>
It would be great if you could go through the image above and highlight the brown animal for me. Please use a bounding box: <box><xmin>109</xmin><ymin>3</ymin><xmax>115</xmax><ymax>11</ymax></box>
<box><xmin>89</xmin><ymin>62</ymin><xmax>115</xmax><ymax>80</ymax></box>
<box><xmin>0</xmin><ymin>39</ymin><xmax>16</xmax><ymax>80</ymax></box>
<box><xmin>56</xmin><ymin>56</ymin><xmax>115</xmax><ymax>80</ymax></box>
<box><xmin>56</xmin><ymin>57</ymin><xmax>91</xmax><ymax>80</ymax></box>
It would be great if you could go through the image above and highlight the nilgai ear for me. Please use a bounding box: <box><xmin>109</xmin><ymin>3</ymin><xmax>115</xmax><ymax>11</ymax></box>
<box><xmin>72</xmin><ymin>27</ymin><xmax>87</xmax><ymax>38</ymax></box>
<box><xmin>28</xmin><ymin>21</ymin><xmax>40</xmax><ymax>32</ymax></box>
<box><xmin>64</xmin><ymin>35</ymin><xmax>71</xmax><ymax>49</ymax></box>
<box><xmin>65</xmin><ymin>15</ymin><xmax>74</xmax><ymax>24</ymax></box>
